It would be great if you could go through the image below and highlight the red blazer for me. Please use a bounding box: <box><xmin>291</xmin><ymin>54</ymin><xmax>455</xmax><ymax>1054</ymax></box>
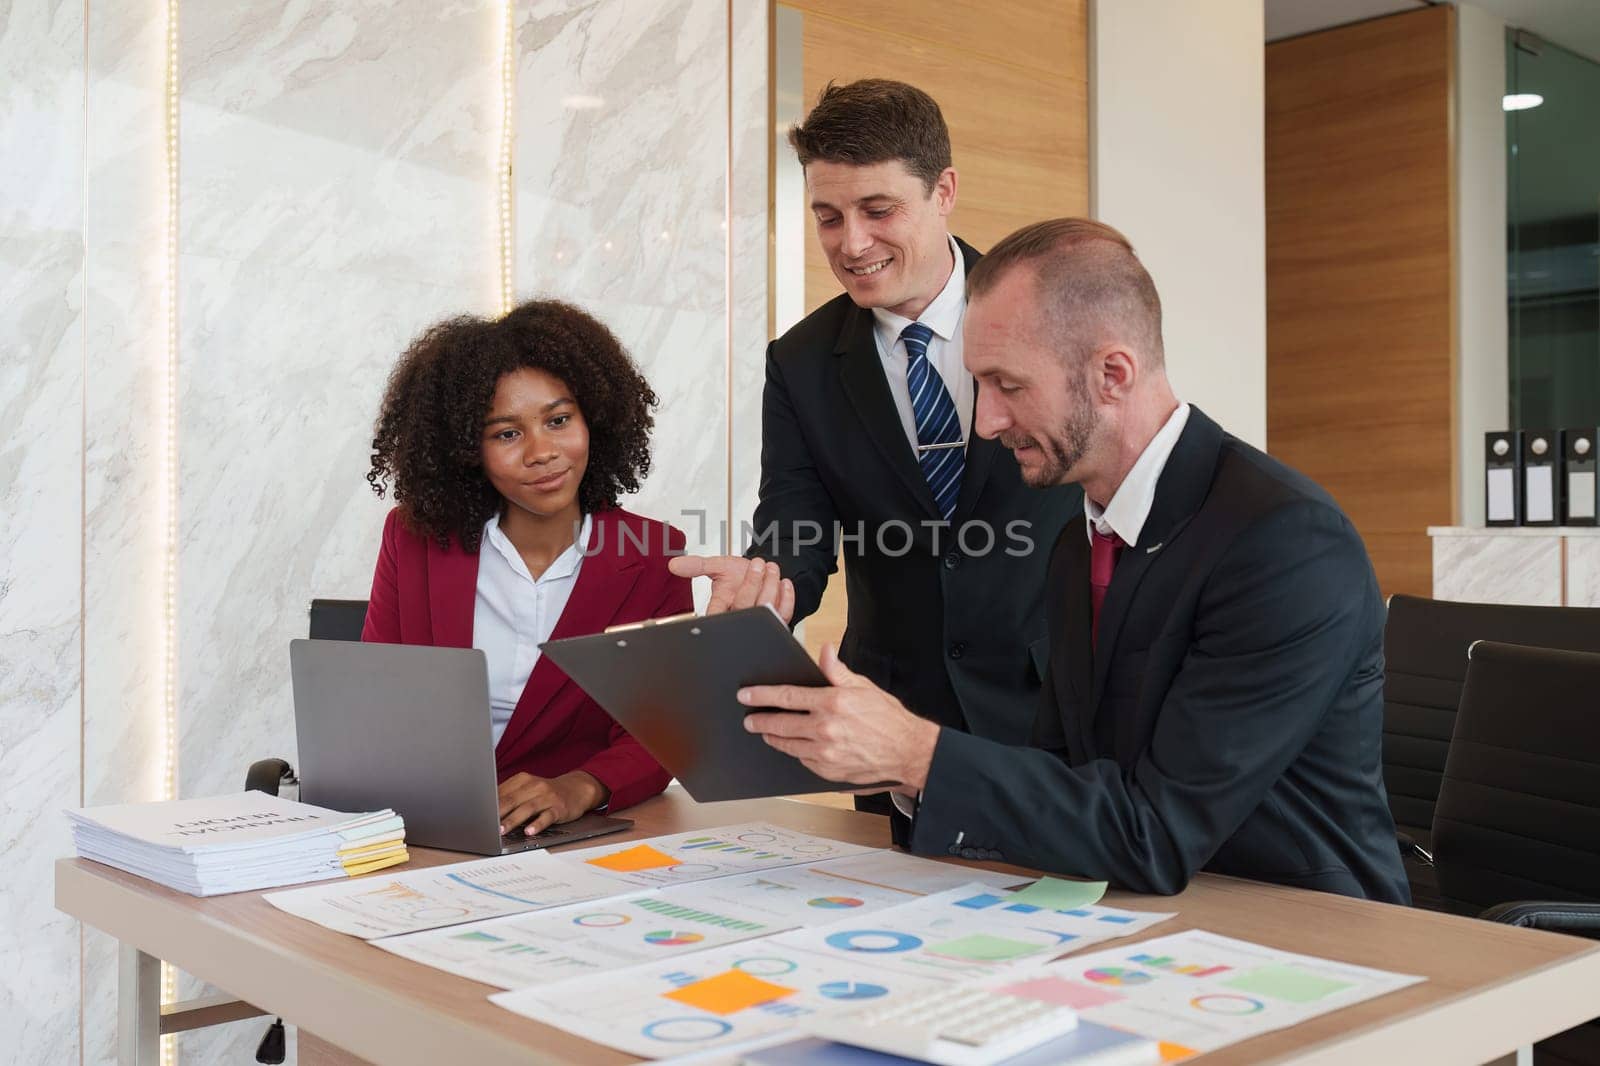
<box><xmin>361</xmin><ymin>506</ymin><xmax>690</xmax><ymax>812</ymax></box>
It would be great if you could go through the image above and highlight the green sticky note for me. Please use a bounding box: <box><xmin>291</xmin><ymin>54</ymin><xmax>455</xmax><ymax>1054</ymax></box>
<box><xmin>1009</xmin><ymin>876</ymin><xmax>1109</xmax><ymax>910</ymax></box>
<box><xmin>1224</xmin><ymin>964</ymin><xmax>1354</xmax><ymax>1004</ymax></box>
<box><xmin>925</xmin><ymin>934</ymin><xmax>1045</xmax><ymax>963</ymax></box>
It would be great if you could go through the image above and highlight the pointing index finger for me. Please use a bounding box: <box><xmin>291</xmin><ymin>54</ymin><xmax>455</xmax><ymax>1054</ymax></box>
<box><xmin>666</xmin><ymin>554</ymin><xmax>711</xmax><ymax>579</ymax></box>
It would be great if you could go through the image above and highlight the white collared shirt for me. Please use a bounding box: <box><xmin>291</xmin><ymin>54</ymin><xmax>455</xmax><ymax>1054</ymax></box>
<box><xmin>871</xmin><ymin>235</ymin><xmax>973</xmax><ymax>448</ymax></box>
<box><xmin>1084</xmin><ymin>403</ymin><xmax>1192</xmax><ymax>547</ymax></box>
<box><xmin>474</xmin><ymin>512</ymin><xmax>593</xmax><ymax>747</ymax></box>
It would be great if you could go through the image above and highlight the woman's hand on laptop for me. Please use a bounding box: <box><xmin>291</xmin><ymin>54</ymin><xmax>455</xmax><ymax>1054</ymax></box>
<box><xmin>498</xmin><ymin>771</ymin><xmax>609</xmax><ymax>836</ymax></box>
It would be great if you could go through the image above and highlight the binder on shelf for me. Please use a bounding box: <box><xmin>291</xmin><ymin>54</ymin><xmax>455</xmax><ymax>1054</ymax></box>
<box><xmin>1522</xmin><ymin>429</ymin><xmax>1560</xmax><ymax>527</ymax></box>
<box><xmin>1485</xmin><ymin>431</ymin><xmax>1520</xmax><ymax>527</ymax></box>
<box><xmin>1561</xmin><ymin>428</ymin><xmax>1597</xmax><ymax>527</ymax></box>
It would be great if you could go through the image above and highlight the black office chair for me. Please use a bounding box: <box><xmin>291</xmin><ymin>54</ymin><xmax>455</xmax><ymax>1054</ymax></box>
<box><xmin>1433</xmin><ymin>641</ymin><xmax>1600</xmax><ymax>1065</ymax></box>
<box><xmin>1382</xmin><ymin>595</ymin><xmax>1600</xmax><ymax>911</ymax></box>
<box><xmin>246</xmin><ymin>598</ymin><xmax>368</xmax><ymax>1062</ymax></box>
<box><xmin>308</xmin><ymin>597</ymin><xmax>369</xmax><ymax>643</ymax></box>
<box><xmin>247</xmin><ymin>598</ymin><xmax>370</xmax><ymax>797</ymax></box>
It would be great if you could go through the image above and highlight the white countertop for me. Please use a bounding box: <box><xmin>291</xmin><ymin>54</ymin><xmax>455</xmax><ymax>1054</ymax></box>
<box><xmin>1428</xmin><ymin>526</ymin><xmax>1600</xmax><ymax>537</ymax></box>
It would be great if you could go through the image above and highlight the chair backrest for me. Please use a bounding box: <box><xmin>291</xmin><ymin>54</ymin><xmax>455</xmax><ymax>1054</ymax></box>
<box><xmin>1432</xmin><ymin>641</ymin><xmax>1600</xmax><ymax>912</ymax></box>
<box><xmin>308</xmin><ymin>598</ymin><xmax>369</xmax><ymax>642</ymax></box>
<box><xmin>1383</xmin><ymin>595</ymin><xmax>1600</xmax><ymax>847</ymax></box>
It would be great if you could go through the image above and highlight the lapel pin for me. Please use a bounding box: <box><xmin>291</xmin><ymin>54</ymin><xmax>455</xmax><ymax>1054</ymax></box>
<box><xmin>1145</xmin><ymin>542</ymin><xmax>1164</xmax><ymax>554</ymax></box>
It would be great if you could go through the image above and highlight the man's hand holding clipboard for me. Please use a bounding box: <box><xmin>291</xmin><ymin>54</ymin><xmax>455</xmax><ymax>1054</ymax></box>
<box><xmin>737</xmin><ymin>643</ymin><xmax>934</xmax><ymax>799</ymax></box>
<box><xmin>656</xmin><ymin>554</ymin><xmax>935</xmax><ymax>800</ymax></box>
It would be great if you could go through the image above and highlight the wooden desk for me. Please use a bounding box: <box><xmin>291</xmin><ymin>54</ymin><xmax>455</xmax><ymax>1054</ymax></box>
<box><xmin>57</xmin><ymin>789</ymin><xmax>1600</xmax><ymax>1065</ymax></box>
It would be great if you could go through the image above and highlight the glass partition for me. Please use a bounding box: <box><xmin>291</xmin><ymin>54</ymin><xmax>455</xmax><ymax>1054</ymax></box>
<box><xmin>1507</xmin><ymin>31</ymin><xmax>1600</xmax><ymax>431</ymax></box>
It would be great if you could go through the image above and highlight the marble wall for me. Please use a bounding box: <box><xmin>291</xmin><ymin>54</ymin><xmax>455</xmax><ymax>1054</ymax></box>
<box><xmin>513</xmin><ymin>0</ymin><xmax>728</xmax><ymax>550</ymax></box>
<box><xmin>173</xmin><ymin>6</ymin><xmax>503</xmax><ymax>1060</ymax></box>
<box><xmin>0</xmin><ymin>5</ymin><xmax>86</xmax><ymax>1065</ymax></box>
<box><xmin>1</xmin><ymin>1</ymin><xmax>769</xmax><ymax>1062</ymax></box>
<box><xmin>510</xmin><ymin>0</ymin><xmax>768</xmax><ymax>553</ymax></box>
<box><xmin>1431</xmin><ymin>528</ymin><xmax>1600</xmax><ymax>609</ymax></box>
<box><xmin>1566</xmin><ymin>537</ymin><xmax>1600</xmax><ymax>609</ymax></box>
<box><xmin>1430</xmin><ymin>529</ymin><xmax>1564</xmax><ymax>606</ymax></box>
<box><xmin>79</xmin><ymin>3</ymin><xmax>180</xmax><ymax>1058</ymax></box>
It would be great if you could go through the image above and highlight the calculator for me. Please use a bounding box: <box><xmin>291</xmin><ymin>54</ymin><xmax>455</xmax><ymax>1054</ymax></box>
<box><xmin>807</xmin><ymin>983</ymin><xmax>1080</xmax><ymax>1066</ymax></box>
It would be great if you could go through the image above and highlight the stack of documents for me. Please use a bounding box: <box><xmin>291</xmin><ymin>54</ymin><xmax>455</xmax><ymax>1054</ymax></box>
<box><xmin>67</xmin><ymin>792</ymin><xmax>407</xmax><ymax>896</ymax></box>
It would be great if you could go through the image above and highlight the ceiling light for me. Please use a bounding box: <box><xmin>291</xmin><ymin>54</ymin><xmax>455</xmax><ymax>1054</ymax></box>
<box><xmin>1502</xmin><ymin>93</ymin><xmax>1544</xmax><ymax>111</ymax></box>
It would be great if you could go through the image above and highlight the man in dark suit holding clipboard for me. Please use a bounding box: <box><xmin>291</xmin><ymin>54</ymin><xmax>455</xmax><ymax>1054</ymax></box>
<box><xmin>671</xmin><ymin>81</ymin><xmax>1079</xmax><ymax>830</ymax></box>
<box><xmin>733</xmin><ymin>218</ymin><xmax>1409</xmax><ymax>905</ymax></box>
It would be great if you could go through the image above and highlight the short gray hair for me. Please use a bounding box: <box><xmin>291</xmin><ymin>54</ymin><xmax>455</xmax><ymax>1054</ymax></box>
<box><xmin>968</xmin><ymin>218</ymin><xmax>1164</xmax><ymax>367</ymax></box>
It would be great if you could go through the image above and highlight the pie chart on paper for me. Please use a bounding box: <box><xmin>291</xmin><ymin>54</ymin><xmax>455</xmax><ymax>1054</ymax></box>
<box><xmin>818</xmin><ymin>980</ymin><xmax>889</xmax><ymax>1000</ymax></box>
<box><xmin>644</xmin><ymin>930</ymin><xmax>706</xmax><ymax>947</ymax></box>
<box><xmin>825</xmin><ymin>930</ymin><xmax>923</xmax><ymax>953</ymax></box>
<box><xmin>807</xmin><ymin>896</ymin><xmax>865</xmax><ymax>909</ymax></box>
<box><xmin>1084</xmin><ymin>966</ymin><xmax>1154</xmax><ymax>986</ymax></box>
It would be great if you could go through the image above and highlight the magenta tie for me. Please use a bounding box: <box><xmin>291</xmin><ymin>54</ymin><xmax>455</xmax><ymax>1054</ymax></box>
<box><xmin>1090</xmin><ymin>529</ymin><xmax>1124</xmax><ymax>645</ymax></box>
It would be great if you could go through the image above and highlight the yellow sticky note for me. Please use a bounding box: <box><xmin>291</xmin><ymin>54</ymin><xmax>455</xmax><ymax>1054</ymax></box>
<box><xmin>345</xmin><ymin>850</ymin><xmax>409</xmax><ymax>876</ymax></box>
<box><xmin>585</xmin><ymin>843</ymin><xmax>680</xmax><ymax>873</ymax></box>
<box><xmin>663</xmin><ymin>969</ymin><xmax>795</xmax><ymax>1016</ymax></box>
<box><xmin>341</xmin><ymin>846</ymin><xmax>405</xmax><ymax>872</ymax></box>
<box><xmin>339</xmin><ymin>838</ymin><xmax>405</xmax><ymax>862</ymax></box>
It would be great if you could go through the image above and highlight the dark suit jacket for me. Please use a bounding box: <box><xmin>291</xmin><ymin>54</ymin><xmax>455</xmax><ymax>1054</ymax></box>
<box><xmin>911</xmin><ymin>408</ymin><xmax>1410</xmax><ymax>904</ymax></box>
<box><xmin>361</xmin><ymin>507</ymin><xmax>689</xmax><ymax>813</ymax></box>
<box><xmin>750</xmin><ymin>237</ymin><xmax>1081</xmax><ymax>746</ymax></box>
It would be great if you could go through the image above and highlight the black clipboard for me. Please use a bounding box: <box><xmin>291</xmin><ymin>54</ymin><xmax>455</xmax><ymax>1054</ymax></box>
<box><xmin>540</xmin><ymin>606</ymin><xmax>887</xmax><ymax>802</ymax></box>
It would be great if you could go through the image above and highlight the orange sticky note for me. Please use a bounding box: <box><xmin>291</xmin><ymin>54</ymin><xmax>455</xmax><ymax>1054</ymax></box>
<box><xmin>663</xmin><ymin>969</ymin><xmax>795</xmax><ymax>1016</ymax></box>
<box><xmin>585</xmin><ymin>843</ymin><xmax>680</xmax><ymax>872</ymax></box>
<box><xmin>1159</xmin><ymin>1041</ymin><xmax>1198</xmax><ymax>1062</ymax></box>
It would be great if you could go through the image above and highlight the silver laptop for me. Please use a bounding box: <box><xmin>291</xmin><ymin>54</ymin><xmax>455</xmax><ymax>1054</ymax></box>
<box><xmin>289</xmin><ymin>638</ymin><xmax>631</xmax><ymax>855</ymax></box>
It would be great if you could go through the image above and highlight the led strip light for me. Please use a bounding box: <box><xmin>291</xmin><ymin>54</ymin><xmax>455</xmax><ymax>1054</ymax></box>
<box><xmin>149</xmin><ymin>6</ymin><xmax>523</xmax><ymax>1061</ymax></box>
<box><xmin>161</xmin><ymin>0</ymin><xmax>180</xmax><ymax>1060</ymax></box>
<box><xmin>151</xmin><ymin>3</ymin><xmax>516</xmax><ymax>1047</ymax></box>
<box><xmin>498</xmin><ymin>0</ymin><xmax>516</xmax><ymax>314</ymax></box>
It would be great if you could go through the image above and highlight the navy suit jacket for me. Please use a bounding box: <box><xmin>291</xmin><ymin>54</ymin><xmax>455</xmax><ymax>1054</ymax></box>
<box><xmin>911</xmin><ymin>408</ymin><xmax>1410</xmax><ymax>903</ymax></box>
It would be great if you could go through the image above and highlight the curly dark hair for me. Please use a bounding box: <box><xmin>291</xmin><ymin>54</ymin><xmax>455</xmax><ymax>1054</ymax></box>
<box><xmin>367</xmin><ymin>299</ymin><xmax>658</xmax><ymax>551</ymax></box>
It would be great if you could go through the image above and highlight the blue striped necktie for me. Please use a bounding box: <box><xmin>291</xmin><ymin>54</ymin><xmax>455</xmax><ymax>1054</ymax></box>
<box><xmin>901</xmin><ymin>321</ymin><xmax>964</xmax><ymax>521</ymax></box>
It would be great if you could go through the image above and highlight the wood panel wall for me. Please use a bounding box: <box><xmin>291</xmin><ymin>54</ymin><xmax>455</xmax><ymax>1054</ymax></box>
<box><xmin>777</xmin><ymin>0</ymin><xmax>1089</xmax><ymax>655</ymax></box>
<box><xmin>785</xmin><ymin>0</ymin><xmax>1088</xmax><ymax>315</ymax></box>
<box><xmin>1266</xmin><ymin>6</ymin><xmax>1457</xmax><ymax>597</ymax></box>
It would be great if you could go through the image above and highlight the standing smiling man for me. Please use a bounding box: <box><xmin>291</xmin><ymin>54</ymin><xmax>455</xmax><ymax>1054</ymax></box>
<box><xmin>671</xmin><ymin>80</ymin><xmax>1080</xmax><ymax>825</ymax></box>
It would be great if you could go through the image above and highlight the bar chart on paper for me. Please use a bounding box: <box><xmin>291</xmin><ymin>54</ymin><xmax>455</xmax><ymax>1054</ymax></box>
<box><xmin>1016</xmin><ymin>930</ymin><xmax>1425</xmax><ymax>1059</ymax></box>
<box><xmin>488</xmin><ymin>884</ymin><xmax>1176</xmax><ymax>1059</ymax></box>
<box><xmin>781</xmin><ymin>886</ymin><xmax>1175</xmax><ymax>983</ymax></box>
<box><xmin>563</xmin><ymin>823</ymin><xmax>876</xmax><ymax>888</ymax></box>
<box><xmin>374</xmin><ymin>890</ymin><xmax>787</xmax><ymax>989</ymax></box>
<box><xmin>490</xmin><ymin>937</ymin><xmax>953</xmax><ymax>1058</ymax></box>
<box><xmin>263</xmin><ymin>850</ymin><xmax>626</xmax><ymax>937</ymax></box>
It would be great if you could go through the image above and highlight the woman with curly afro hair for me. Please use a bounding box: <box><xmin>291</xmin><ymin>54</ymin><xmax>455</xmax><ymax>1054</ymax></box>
<box><xmin>362</xmin><ymin>299</ymin><xmax>690</xmax><ymax>836</ymax></box>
